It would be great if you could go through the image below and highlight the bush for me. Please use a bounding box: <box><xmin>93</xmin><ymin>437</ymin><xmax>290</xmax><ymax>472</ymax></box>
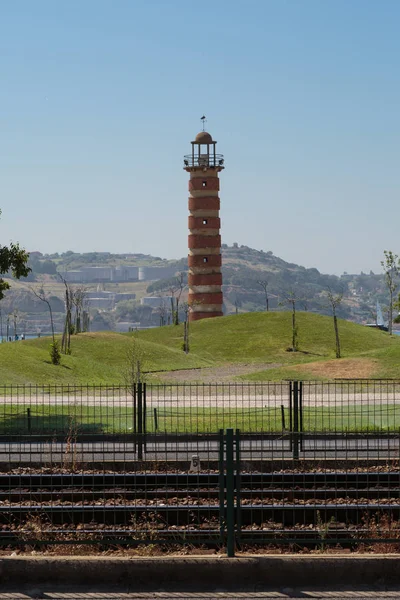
<box><xmin>50</xmin><ymin>341</ymin><xmax>61</xmax><ymax>365</ymax></box>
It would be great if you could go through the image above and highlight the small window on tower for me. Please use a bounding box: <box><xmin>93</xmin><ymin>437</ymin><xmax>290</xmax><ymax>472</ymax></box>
<box><xmin>203</xmin><ymin>219</ymin><xmax>208</xmax><ymax>225</ymax></box>
<box><xmin>202</xmin><ymin>181</ymin><xmax>207</xmax><ymax>187</ymax></box>
<box><xmin>203</xmin><ymin>257</ymin><xmax>208</xmax><ymax>263</ymax></box>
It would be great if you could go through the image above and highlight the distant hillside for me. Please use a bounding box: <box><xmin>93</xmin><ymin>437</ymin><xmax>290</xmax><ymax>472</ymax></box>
<box><xmin>2</xmin><ymin>245</ymin><xmax>389</xmax><ymax>331</ymax></box>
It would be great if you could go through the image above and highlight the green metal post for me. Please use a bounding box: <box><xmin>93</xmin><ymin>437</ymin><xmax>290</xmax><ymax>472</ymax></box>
<box><xmin>299</xmin><ymin>381</ymin><xmax>303</xmax><ymax>451</ymax></box>
<box><xmin>218</xmin><ymin>429</ymin><xmax>225</xmax><ymax>543</ymax></box>
<box><xmin>235</xmin><ymin>428</ymin><xmax>241</xmax><ymax>545</ymax></box>
<box><xmin>137</xmin><ymin>382</ymin><xmax>143</xmax><ymax>460</ymax></box>
<box><xmin>143</xmin><ymin>382</ymin><xmax>147</xmax><ymax>452</ymax></box>
<box><xmin>293</xmin><ymin>381</ymin><xmax>299</xmax><ymax>460</ymax></box>
<box><xmin>226</xmin><ymin>428</ymin><xmax>235</xmax><ymax>557</ymax></box>
<box><xmin>133</xmin><ymin>383</ymin><xmax>137</xmax><ymax>452</ymax></box>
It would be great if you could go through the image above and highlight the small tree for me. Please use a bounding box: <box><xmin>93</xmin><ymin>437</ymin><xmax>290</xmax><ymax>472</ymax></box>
<box><xmin>59</xmin><ymin>274</ymin><xmax>73</xmax><ymax>354</ymax></box>
<box><xmin>156</xmin><ymin>296</ymin><xmax>167</xmax><ymax>327</ymax></box>
<box><xmin>31</xmin><ymin>286</ymin><xmax>55</xmax><ymax>343</ymax></box>
<box><xmin>257</xmin><ymin>280</ymin><xmax>269</xmax><ymax>311</ymax></box>
<box><xmin>12</xmin><ymin>309</ymin><xmax>19</xmax><ymax>339</ymax></box>
<box><xmin>280</xmin><ymin>291</ymin><xmax>300</xmax><ymax>352</ymax></box>
<box><xmin>31</xmin><ymin>286</ymin><xmax>59</xmax><ymax>364</ymax></box>
<box><xmin>123</xmin><ymin>336</ymin><xmax>147</xmax><ymax>388</ymax></box>
<box><xmin>326</xmin><ymin>288</ymin><xmax>343</xmax><ymax>359</ymax></box>
<box><xmin>50</xmin><ymin>341</ymin><xmax>61</xmax><ymax>365</ymax></box>
<box><xmin>381</xmin><ymin>250</ymin><xmax>399</xmax><ymax>335</ymax></box>
<box><xmin>169</xmin><ymin>272</ymin><xmax>186</xmax><ymax>326</ymax></box>
<box><xmin>72</xmin><ymin>286</ymin><xmax>88</xmax><ymax>334</ymax></box>
<box><xmin>182</xmin><ymin>302</ymin><xmax>190</xmax><ymax>354</ymax></box>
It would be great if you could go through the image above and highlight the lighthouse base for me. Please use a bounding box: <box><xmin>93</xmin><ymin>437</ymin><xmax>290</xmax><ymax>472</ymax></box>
<box><xmin>189</xmin><ymin>311</ymin><xmax>223</xmax><ymax>322</ymax></box>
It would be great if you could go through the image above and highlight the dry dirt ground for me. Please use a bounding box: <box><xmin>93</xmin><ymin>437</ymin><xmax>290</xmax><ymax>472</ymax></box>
<box><xmin>157</xmin><ymin>363</ymin><xmax>282</xmax><ymax>383</ymax></box>
<box><xmin>294</xmin><ymin>358</ymin><xmax>380</xmax><ymax>379</ymax></box>
<box><xmin>158</xmin><ymin>357</ymin><xmax>379</xmax><ymax>383</ymax></box>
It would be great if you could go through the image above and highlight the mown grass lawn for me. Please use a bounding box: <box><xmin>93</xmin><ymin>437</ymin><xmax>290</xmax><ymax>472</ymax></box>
<box><xmin>2</xmin><ymin>403</ymin><xmax>400</xmax><ymax>435</ymax></box>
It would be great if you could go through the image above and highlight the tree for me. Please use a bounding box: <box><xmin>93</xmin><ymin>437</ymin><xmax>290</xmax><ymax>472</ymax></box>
<box><xmin>156</xmin><ymin>296</ymin><xmax>167</xmax><ymax>327</ymax></box>
<box><xmin>123</xmin><ymin>336</ymin><xmax>147</xmax><ymax>387</ymax></box>
<box><xmin>30</xmin><ymin>286</ymin><xmax>55</xmax><ymax>344</ymax></box>
<box><xmin>59</xmin><ymin>274</ymin><xmax>73</xmax><ymax>354</ymax></box>
<box><xmin>169</xmin><ymin>272</ymin><xmax>186</xmax><ymax>326</ymax></box>
<box><xmin>326</xmin><ymin>288</ymin><xmax>343</xmax><ymax>359</ymax></box>
<box><xmin>280</xmin><ymin>291</ymin><xmax>301</xmax><ymax>352</ymax></box>
<box><xmin>381</xmin><ymin>250</ymin><xmax>399</xmax><ymax>335</ymax></box>
<box><xmin>12</xmin><ymin>309</ymin><xmax>19</xmax><ymax>339</ymax></box>
<box><xmin>0</xmin><ymin>234</ymin><xmax>30</xmax><ymax>300</ymax></box>
<box><xmin>72</xmin><ymin>286</ymin><xmax>88</xmax><ymax>334</ymax></box>
<box><xmin>257</xmin><ymin>280</ymin><xmax>269</xmax><ymax>311</ymax></box>
<box><xmin>182</xmin><ymin>302</ymin><xmax>190</xmax><ymax>354</ymax></box>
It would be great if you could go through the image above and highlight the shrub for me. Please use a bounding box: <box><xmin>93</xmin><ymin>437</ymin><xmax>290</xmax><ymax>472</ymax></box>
<box><xmin>50</xmin><ymin>341</ymin><xmax>61</xmax><ymax>365</ymax></box>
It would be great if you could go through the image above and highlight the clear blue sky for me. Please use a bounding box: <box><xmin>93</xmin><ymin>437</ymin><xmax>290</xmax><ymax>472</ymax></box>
<box><xmin>1</xmin><ymin>0</ymin><xmax>399</xmax><ymax>275</ymax></box>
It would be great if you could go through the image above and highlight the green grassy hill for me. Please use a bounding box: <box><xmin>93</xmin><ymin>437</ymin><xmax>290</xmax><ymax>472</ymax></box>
<box><xmin>0</xmin><ymin>312</ymin><xmax>398</xmax><ymax>385</ymax></box>
<box><xmin>137</xmin><ymin>312</ymin><xmax>395</xmax><ymax>357</ymax></box>
<box><xmin>0</xmin><ymin>332</ymin><xmax>209</xmax><ymax>385</ymax></box>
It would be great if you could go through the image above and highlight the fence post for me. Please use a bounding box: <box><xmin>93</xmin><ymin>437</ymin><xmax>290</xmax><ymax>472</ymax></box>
<box><xmin>289</xmin><ymin>381</ymin><xmax>293</xmax><ymax>452</ymax></box>
<box><xmin>154</xmin><ymin>408</ymin><xmax>158</xmax><ymax>432</ymax></box>
<box><xmin>218</xmin><ymin>429</ymin><xmax>225</xmax><ymax>543</ymax></box>
<box><xmin>292</xmin><ymin>381</ymin><xmax>300</xmax><ymax>460</ymax></box>
<box><xmin>133</xmin><ymin>383</ymin><xmax>137</xmax><ymax>452</ymax></box>
<box><xmin>137</xmin><ymin>382</ymin><xmax>143</xmax><ymax>461</ymax></box>
<box><xmin>27</xmin><ymin>408</ymin><xmax>31</xmax><ymax>434</ymax></box>
<box><xmin>143</xmin><ymin>382</ymin><xmax>147</xmax><ymax>452</ymax></box>
<box><xmin>235</xmin><ymin>428</ymin><xmax>241</xmax><ymax>546</ymax></box>
<box><xmin>299</xmin><ymin>381</ymin><xmax>303</xmax><ymax>451</ymax></box>
<box><xmin>226</xmin><ymin>428</ymin><xmax>235</xmax><ymax>557</ymax></box>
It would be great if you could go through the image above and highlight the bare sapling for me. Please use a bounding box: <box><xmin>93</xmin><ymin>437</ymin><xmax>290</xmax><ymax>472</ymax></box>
<box><xmin>326</xmin><ymin>287</ymin><xmax>343</xmax><ymax>359</ymax></box>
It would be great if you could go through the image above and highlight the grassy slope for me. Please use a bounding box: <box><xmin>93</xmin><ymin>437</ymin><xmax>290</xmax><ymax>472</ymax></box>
<box><xmin>0</xmin><ymin>332</ymin><xmax>209</xmax><ymax>385</ymax></box>
<box><xmin>0</xmin><ymin>312</ymin><xmax>399</xmax><ymax>384</ymax></box>
<box><xmin>136</xmin><ymin>312</ymin><xmax>400</xmax><ymax>376</ymax></box>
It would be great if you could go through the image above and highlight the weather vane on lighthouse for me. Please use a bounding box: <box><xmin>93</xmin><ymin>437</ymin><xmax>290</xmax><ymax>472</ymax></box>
<box><xmin>200</xmin><ymin>115</ymin><xmax>207</xmax><ymax>131</ymax></box>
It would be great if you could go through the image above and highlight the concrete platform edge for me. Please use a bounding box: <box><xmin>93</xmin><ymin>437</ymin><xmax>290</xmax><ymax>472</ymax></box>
<box><xmin>0</xmin><ymin>555</ymin><xmax>400</xmax><ymax>590</ymax></box>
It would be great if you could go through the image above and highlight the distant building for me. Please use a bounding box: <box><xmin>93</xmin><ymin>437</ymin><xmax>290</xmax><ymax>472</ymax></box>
<box><xmin>138</xmin><ymin>267</ymin><xmax>177</xmax><ymax>281</ymax></box>
<box><xmin>115</xmin><ymin>321</ymin><xmax>141</xmax><ymax>332</ymax></box>
<box><xmin>141</xmin><ymin>296</ymin><xmax>173</xmax><ymax>308</ymax></box>
<box><xmin>61</xmin><ymin>265</ymin><xmax>177</xmax><ymax>284</ymax></box>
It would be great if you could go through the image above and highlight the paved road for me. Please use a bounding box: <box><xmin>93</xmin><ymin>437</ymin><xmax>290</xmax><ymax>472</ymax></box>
<box><xmin>0</xmin><ymin>390</ymin><xmax>399</xmax><ymax>407</ymax></box>
<box><xmin>1</xmin><ymin>436</ymin><xmax>399</xmax><ymax>464</ymax></box>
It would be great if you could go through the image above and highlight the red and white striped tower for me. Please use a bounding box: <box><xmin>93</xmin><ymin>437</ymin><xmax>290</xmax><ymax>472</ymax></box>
<box><xmin>184</xmin><ymin>130</ymin><xmax>224</xmax><ymax>322</ymax></box>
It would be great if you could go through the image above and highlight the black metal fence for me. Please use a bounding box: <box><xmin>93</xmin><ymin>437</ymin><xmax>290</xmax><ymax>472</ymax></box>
<box><xmin>1</xmin><ymin>381</ymin><xmax>400</xmax><ymax>552</ymax></box>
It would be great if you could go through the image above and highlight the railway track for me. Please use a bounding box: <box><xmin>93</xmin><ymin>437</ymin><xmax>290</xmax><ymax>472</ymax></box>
<box><xmin>0</xmin><ymin>471</ymin><xmax>400</xmax><ymax>546</ymax></box>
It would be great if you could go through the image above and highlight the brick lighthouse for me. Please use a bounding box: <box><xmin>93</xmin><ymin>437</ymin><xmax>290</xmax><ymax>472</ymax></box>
<box><xmin>184</xmin><ymin>126</ymin><xmax>224</xmax><ymax>322</ymax></box>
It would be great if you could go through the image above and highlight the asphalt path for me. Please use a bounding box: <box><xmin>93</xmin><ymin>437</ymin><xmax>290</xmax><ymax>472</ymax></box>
<box><xmin>1</xmin><ymin>436</ymin><xmax>399</xmax><ymax>463</ymax></box>
<box><xmin>0</xmin><ymin>391</ymin><xmax>399</xmax><ymax>407</ymax></box>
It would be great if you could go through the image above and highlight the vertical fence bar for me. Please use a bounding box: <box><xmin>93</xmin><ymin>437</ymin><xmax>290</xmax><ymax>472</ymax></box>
<box><xmin>226</xmin><ymin>428</ymin><xmax>235</xmax><ymax>557</ymax></box>
<box><xmin>137</xmin><ymin>382</ymin><xmax>143</xmax><ymax>461</ymax></box>
<box><xmin>299</xmin><ymin>381</ymin><xmax>303</xmax><ymax>452</ymax></box>
<box><xmin>26</xmin><ymin>408</ymin><xmax>31</xmax><ymax>434</ymax></box>
<box><xmin>133</xmin><ymin>383</ymin><xmax>137</xmax><ymax>452</ymax></box>
<box><xmin>218</xmin><ymin>429</ymin><xmax>225</xmax><ymax>543</ymax></box>
<box><xmin>289</xmin><ymin>381</ymin><xmax>293</xmax><ymax>452</ymax></box>
<box><xmin>235</xmin><ymin>428</ymin><xmax>241</xmax><ymax>546</ymax></box>
<box><xmin>293</xmin><ymin>381</ymin><xmax>299</xmax><ymax>460</ymax></box>
<box><xmin>143</xmin><ymin>382</ymin><xmax>147</xmax><ymax>452</ymax></box>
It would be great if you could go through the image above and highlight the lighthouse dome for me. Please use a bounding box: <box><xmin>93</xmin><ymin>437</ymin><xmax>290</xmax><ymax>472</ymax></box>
<box><xmin>194</xmin><ymin>131</ymin><xmax>214</xmax><ymax>144</ymax></box>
